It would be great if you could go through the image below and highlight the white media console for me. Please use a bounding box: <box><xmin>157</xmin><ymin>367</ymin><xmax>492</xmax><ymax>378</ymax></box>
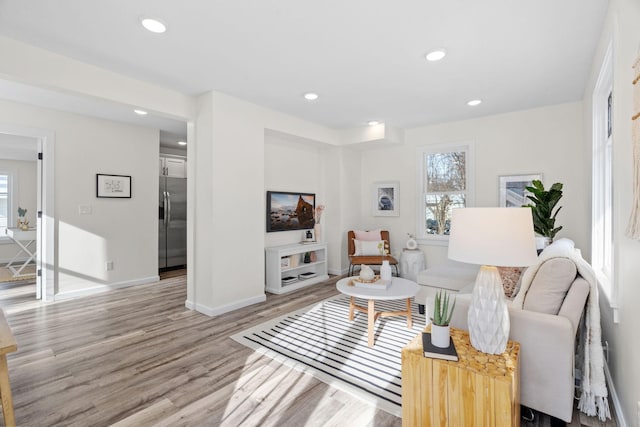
<box><xmin>265</xmin><ymin>242</ymin><xmax>329</xmax><ymax>294</ymax></box>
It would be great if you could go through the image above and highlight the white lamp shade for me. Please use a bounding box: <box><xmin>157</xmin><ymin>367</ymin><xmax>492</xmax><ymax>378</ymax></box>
<box><xmin>448</xmin><ymin>208</ymin><xmax>538</xmax><ymax>267</ymax></box>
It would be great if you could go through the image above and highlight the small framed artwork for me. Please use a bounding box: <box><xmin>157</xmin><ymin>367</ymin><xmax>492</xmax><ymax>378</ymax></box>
<box><xmin>373</xmin><ymin>181</ymin><xmax>399</xmax><ymax>216</ymax></box>
<box><xmin>499</xmin><ymin>174</ymin><xmax>542</xmax><ymax>207</ymax></box>
<box><xmin>96</xmin><ymin>174</ymin><xmax>132</xmax><ymax>198</ymax></box>
<box><xmin>280</xmin><ymin>257</ymin><xmax>290</xmax><ymax>269</ymax></box>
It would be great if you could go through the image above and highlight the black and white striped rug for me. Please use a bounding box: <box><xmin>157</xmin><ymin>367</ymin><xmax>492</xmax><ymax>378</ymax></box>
<box><xmin>231</xmin><ymin>295</ymin><xmax>426</xmax><ymax>417</ymax></box>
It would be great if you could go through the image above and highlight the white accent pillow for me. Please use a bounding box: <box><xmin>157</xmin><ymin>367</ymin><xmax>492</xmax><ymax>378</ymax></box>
<box><xmin>523</xmin><ymin>258</ymin><xmax>577</xmax><ymax>314</ymax></box>
<box><xmin>353</xmin><ymin>239</ymin><xmax>384</xmax><ymax>256</ymax></box>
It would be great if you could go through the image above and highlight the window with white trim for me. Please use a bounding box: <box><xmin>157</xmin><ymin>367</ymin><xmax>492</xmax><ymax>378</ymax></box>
<box><xmin>0</xmin><ymin>172</ymin><xmax>15</xmax><ymax>239</ymax></box>
<box><xmin>417</xmin><ymin>142</ymin><xmax>475</xmax><ymax>243</ymax></box>
<box><xmin>592</xmin><ymin>41</ymin><xmax>615</xmax><ymax>306</ymax></box>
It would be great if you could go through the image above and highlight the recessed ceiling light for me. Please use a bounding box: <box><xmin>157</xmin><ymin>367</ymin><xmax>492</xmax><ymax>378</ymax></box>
<box><xmin>178</xmin><ymin>141</ymin><xmax>187</xmax><ymax>146</ymax></box>
<box><xmin>134</xmin><ymin>109</ymin><xmax>148</xmax><ymax>115</ymax></box>
<box><xmin>425</xmin><ymin>49</ymin><xmax>447</xmax><ymax>62</ymax></box>
<box><xmin>303</xmin><ymin>92</ymin><xmax>319</xmax><ymax>101</ymax></box>
<box><xmin>367</xmin><ymin>121</ymin><xmax>380</xmax><ymax>126</ymax></box>
<box><xmin>141</xmin><ymin>17</ymin><xmax>167</xmax><ymax>34</ymax></box>
<box><xmin>467</xmin><ymin>99</ymin><xmax>482</xmax><ymax>106</ymax></box>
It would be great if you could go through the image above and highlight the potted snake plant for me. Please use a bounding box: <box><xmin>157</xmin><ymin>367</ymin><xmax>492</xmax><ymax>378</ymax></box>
<box><xmin>431</xmin><ymin>290</ymin><xmax>456</xmax><ymax>348</ymax></box>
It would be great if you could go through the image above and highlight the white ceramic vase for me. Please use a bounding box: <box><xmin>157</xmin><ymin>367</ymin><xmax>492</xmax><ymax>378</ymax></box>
<box><xmin>359</xmin><ymin>265</ymin><xmax>375</xmax><ymax>281</ymax></box>
<box><xmin>467</xmin><ymin>265</ymin><xmax>510</xmax><ymax>354</ymax></box>
<box><xmin>380</xmin><ymin>260</ymin><xmax>392</xmax><ymax>281</ymax></box>
<box><xmin>431</xmin><ymin>324</ymin><xmax>450</xmax><ymax>348</ymax></box>
<box><xmin>314</xmin><ymin>224</ymin><xmax>322</xmax><ymax>242</ymax></box>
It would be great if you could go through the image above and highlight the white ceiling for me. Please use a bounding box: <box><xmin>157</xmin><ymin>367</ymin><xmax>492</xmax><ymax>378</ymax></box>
<box><xmin>0</xmin><ymin>0</ymin><xmax>608</xmax><ymax>131</ymax></box>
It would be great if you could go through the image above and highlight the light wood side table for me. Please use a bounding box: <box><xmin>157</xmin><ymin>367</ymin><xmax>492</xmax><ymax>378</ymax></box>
<box><xmin>401</xmin><ymin>327</ymin><xmax>520</xmax><ymax>427</ymax></box>
<box><xmin>0</xmin><ymin>310</ymin><xmax>16</xmax><ymax>426</ymax></box>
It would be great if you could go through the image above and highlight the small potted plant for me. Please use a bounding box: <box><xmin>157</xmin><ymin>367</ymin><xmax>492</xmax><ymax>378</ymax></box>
<box><xmin>431</xmin><ymin>289</ymin><xmax>456</xmax><ymax>348</ymax></box>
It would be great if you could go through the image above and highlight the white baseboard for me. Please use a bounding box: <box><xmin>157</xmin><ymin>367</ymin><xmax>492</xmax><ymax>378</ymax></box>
<box><xmin>328</xmin><ymin>267</ymin><xmax>348</xmax><ymax>275</ymax></box>
<box><xmin>186</xmin><ymin>294</ymin><xmax>266</xmax><ymax>317</ymax></box>
<box><xmin>604</xmin><ymin>359</ymin><xmax>627</xmax><ymax>427</ymax></box>
<box><xmin>55</xmin><ymin>275</ymin><xmax>160</xmax><ymax>300</ymax></box>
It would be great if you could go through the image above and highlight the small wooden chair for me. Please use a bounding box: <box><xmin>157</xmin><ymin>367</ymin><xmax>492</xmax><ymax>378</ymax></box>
<box><xmin>347</xmin><ymin>230</ymin><xmax>399</xmax><ymax>277</ymax></box>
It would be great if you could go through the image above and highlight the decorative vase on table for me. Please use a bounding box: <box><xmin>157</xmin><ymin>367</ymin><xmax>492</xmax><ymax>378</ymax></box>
<box><xmin>314</xmin><ymin>223</ymin><xmax>322</xmax><ymax>242</ymax></box>
<box><xmin>380</xmin><ymin>260</ymin><xmax>392</xmax><ymax>281</ymax></box>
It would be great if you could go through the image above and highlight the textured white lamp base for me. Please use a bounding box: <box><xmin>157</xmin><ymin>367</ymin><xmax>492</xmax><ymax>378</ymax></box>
<box><xmin>467</xmin><ymin>265</ymin><xmax>510</xmax><ymax>354</ymax></box>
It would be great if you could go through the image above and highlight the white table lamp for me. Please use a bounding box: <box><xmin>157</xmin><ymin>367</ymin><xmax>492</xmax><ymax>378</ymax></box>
<box><xmin>448</xmin><ymin>208</ymin><xmax>538</xmax><ymax>354</ymax></box>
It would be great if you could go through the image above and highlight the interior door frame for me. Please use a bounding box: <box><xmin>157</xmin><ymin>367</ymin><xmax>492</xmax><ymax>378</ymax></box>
<box><xmin>0</xmin><ymin>124</ymin><xmax>55</xmax><ymax>301</ymax></box>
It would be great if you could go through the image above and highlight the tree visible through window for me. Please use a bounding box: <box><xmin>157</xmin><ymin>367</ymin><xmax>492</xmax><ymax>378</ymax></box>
<box><xmin>418</xmin><ymin>143</ymin><xmax>474</xmax><ymax>240</ymax></box>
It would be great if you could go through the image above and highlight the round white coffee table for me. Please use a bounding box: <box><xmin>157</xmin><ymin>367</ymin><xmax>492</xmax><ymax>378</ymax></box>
<box><xmin>336</xmin><ymin>277</ymin><xmax>419</xmax><ymax>347</ymax></box>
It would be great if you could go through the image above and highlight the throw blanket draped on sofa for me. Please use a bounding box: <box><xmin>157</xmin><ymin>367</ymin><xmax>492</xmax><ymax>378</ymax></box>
<box><xmin>513</xmin><ymin>238</ymin><xmax>610</xmax><ymax>421</ymax></box>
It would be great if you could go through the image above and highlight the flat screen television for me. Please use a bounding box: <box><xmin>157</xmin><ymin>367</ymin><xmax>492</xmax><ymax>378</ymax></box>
<box><xmin>266</xmin><ymin>191</ymin><xmax>315</xmax><ymax>232</ymax></box>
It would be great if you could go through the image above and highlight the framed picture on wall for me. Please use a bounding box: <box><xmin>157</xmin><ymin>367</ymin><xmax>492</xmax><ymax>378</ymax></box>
<box><xmin>96</xmin><ymin>174</ymin><xmax>132</xmax><ymax>198</ymax></box>
<box><xmin>373</xmin><ymin>181</ymin><xmax>399</xmax><ymax>216</ymax></box>
<box><xmin>498</xmin><ymin>174</ymin><xmax>541</xmax><ymax>207</ymax></box>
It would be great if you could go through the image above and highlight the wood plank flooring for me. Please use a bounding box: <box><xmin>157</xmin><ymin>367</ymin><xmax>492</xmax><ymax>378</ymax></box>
<box><xmin>0</xmin><ymin>272</ymin><xmax>617</xmax><ymax>426</ymax></box>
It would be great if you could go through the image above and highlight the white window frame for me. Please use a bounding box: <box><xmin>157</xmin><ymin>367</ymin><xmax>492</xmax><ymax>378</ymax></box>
<box><xmin>0</xmin><ymin>168</ymin><xmax>17</xmax><ymax>243</ymax></box>
<box><xmin>591</xmin><ymin>40</ymin><xmax>617</xmax><ymax>318</ymax></box>
<box><xmin>416</xmin><ymin>142</ymin><xmax>475</xmax><ymax>246</ymax></box>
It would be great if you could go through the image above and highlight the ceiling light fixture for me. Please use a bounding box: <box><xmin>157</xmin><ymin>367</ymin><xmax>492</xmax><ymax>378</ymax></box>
<box><xmin>467</xmin><ymin>99</ymin><xmax>482</xmax><ymax>106</ymax></box>
<box><xmin>178</xmin><ymin>141</ymin><xmax>187</xmax><ymax>146</ymax></box>
<box><xmin>425</xmin><ymin>49</ymin><xmax>447</xmax><ymax>62</ymax></box>
<box><xmin>141</xmin><ymin>17</ymin><xmax>167</xmax><ymax>34</ymax></box>
<box><xmin>367</xmin><ymin>121</ymin><xmax>379</xmax><ymax>126</ymax></box>
<box><xmin>303</xmin><ymin>92</ymin><xmax>319</xmax><ymax>101</ymax></box>
<box><xmin>134</xmin><ymin>109</ymin><xmax>148</xmax><ymax>115</ymax></box>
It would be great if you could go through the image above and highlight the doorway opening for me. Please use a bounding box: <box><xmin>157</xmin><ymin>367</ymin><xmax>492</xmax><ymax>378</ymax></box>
<box><xmin>0</xmin><ymin>124</ymin><xmax>55</xmax><ymax>307</ymax></box>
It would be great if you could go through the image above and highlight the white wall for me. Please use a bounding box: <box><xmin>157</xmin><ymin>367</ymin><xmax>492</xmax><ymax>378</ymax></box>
<box><xmin>0</xmin><ymin>159</ymin><xmax>37</xmax><ymax>262</ymax></box>
<box><xmin>584</xmin><ymin>0</ymin><xmax>640</xmax><ymax>424</ymax></box>
<box><xmin>264</xmin><ymin>132</ymin><xmax>326</xmax><ymax>248</ymax></box>
<box><xmin>357</xmin><ymin>102</ymin><xmax>588</xmax><ymax>268</ymax></box>
<box><xmin>189</xmin><ymin>90</ymin><xmax>343</xmax><ymax>315</ymax></box>
<box><xmin>0</xmin><ymin>99</ymin><xmax>159</xmax><ymax>295</ymax></box>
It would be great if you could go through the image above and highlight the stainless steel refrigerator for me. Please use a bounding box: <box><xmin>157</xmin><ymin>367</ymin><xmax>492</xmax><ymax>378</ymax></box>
<box><xmin>159</xmin><ymin>177</ymin><xmax>187</xmax><ymax>270</ymax></box>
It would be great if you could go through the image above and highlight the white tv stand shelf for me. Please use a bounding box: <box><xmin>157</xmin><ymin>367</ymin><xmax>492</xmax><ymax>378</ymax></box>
<box><xmin>265</xmin><ymin>242</ymin><xmax>329</xmax><ymax>294</ymax></box>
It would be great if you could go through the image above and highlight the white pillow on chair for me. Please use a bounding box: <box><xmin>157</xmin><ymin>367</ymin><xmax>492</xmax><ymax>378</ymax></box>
<box><xmin>353</xmin><ymin>239</ymin><xmax>384</xmax><ymax>256</ymax></box>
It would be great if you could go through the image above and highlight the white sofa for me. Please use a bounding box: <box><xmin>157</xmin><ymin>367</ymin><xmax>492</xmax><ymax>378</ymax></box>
<box><xmin>449</xmin><ymin>257</ymin><xmax>590</xmax><ymax>422</ymax></box>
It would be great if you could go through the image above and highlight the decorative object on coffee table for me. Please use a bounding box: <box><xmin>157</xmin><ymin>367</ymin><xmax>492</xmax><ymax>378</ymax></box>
<box><xmin>359</xmin><ymin>264</ymin><xmax>375</xmax><ymax>281</ymax></box>
<box><xmin>430</xmin><ymin>289</ymin><xmax>455</xmax><ymax>348</ymax></box>
<box><xmin>448</xmin><ymin>207</ymin><xmax>537</xmax><ymax>354</ymax></box>
<box><xmin>380</xmin><ymin>260</ymin><xmax>392</xmax><ymax>281</ymax></box>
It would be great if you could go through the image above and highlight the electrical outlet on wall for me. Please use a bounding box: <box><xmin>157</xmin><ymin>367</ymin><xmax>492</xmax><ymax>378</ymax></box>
<box><xmin>105</xmin><ymin>261</ymin><xmax>114</xmax><ymax>271</ymax></box>
<box><xmin>78</xmin><ymin>205</ymin><xmax>92</xmax><ymax>215</ymax></box>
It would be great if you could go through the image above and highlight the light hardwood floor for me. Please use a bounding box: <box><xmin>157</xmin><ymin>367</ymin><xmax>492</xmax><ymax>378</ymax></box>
<box><xmin>0</xmin><ymin>272</ymin><xmax>616</xmax><ymax>426</ymax></box>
